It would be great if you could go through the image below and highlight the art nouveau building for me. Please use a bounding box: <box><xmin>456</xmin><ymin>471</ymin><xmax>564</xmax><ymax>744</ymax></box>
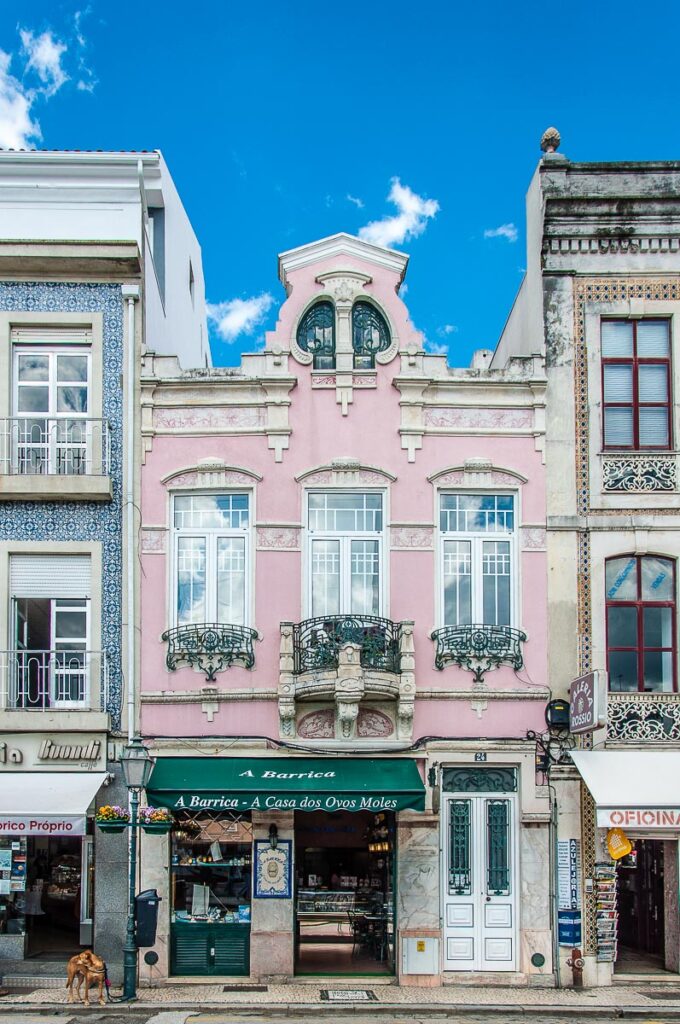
<box><xmin>137</xmin><ymin>233</ymin><xmax>553</xmax><ymax>986</ymax></box>
<box><xmin>495</xmin><ymin>138</ymin><xmax>680</xmax><ymax>984</ymax></box>
<box><xmin>0</xmin><ymin>151</ymin><xmax>206</xmax><ymax>982</ymax></box>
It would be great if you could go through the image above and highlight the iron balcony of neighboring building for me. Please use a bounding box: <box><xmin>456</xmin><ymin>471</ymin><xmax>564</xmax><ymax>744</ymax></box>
<box><xmin>161</xmin><ymin>622</ymin><xmax>259</xmax><ymax>682</ymax></box>
<box><xmin>0</xmin><ymin>649</ymin><xmax>109</xmax><ymax>713</ymax></box>
<box><xmin>0</xmin><ymin>417</ymin><xmax>112</xmax><ymax>501</ymax></box>
<box><xmin>430</xmin><ymin>623</ymin><xmax>527</xmax><ymax>684</ymax></box>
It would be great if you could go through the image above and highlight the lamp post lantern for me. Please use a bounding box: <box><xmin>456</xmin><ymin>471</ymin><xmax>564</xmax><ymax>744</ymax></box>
<box><xmin>120</xmin><ymin>737</ymin><xmax>154</xmax><ymax>1001</ymax></box>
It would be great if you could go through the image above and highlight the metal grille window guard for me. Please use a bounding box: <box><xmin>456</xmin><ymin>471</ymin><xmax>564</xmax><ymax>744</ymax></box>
<box><xmin>296</xmin><ymin>302</ymin><xmax>335</xmax><ymax>370</ymax></box>
<box><xmin>292</xmin><ymin>615</ymin><xmax>402</xmax><ymax>674</ymax></box>
<box><xmin>487</xmin><ymin>800</ymin><xmax>511</xmax><ymax>895</ymax></box>
<box><xmin>430</xmin><ymin>623</ymin><xmax>526</xmax><ymax>682</ymax></box>
<box><xmin>0</xmin><ymin>418</ymin><xmax>111</xmax><ymax>476</ymax></box>
<box><xmin>607</xmin><ymin>692</ymin><xmax>680</xmax><ymax>742</ymax></box>
<box><xmin>352</xmin><ymin>302</ymin><xmax>391</xmax><ymax>369</ymax></box>
<box><xmin>162</xmin><ymin>623</ymin><xmax>259</xmax><ymax>682</ymax></box>
<box><xmin>0</xmin><ymin>650</ymin><xmax>108</xmax><ymax>710</ymax></box>
<box><xmin>449</xmin><ymin>799</ymin><xmax>472</xmax><ymax>895</ymax></box>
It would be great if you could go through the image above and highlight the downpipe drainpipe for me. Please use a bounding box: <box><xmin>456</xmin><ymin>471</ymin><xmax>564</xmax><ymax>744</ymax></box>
<box><xmin>121</xmin><ymin>284</ymin><xmax>139</xmax><ymax>742</ymax></box>
<box><xmin>548</xmin><ymin>780</ymin><xmax>561</xmax><ymax>988</ymax></box>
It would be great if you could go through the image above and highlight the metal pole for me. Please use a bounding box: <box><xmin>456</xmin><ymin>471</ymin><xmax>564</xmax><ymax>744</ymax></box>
<box><xmin>122</xmin><ymin>789</ymin><xmax>139</xmax><ymax>1000</ymax></box>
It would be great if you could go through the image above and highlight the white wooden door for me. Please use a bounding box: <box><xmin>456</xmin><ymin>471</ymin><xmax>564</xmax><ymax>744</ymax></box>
<box><xmin>443</xmin><ymin>792</ymin><xmax>517</xmax><ymax>971</ymax></box>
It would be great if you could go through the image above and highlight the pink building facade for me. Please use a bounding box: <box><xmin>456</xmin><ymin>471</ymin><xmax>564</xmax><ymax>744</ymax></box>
<box><xmin>137</xmin><ymin>234</ymin><xmax>553</xmax><ymax>986</ymax></box>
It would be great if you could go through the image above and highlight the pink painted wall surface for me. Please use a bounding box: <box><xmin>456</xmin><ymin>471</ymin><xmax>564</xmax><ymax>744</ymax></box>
<box><xmin>140</xmin><ymin>242</ymin><xmax>548</xmax><ymax>740</ymax></box>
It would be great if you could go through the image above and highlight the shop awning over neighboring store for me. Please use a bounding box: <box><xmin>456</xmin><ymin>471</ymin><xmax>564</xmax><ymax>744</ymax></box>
<box><xmin>147</xmin><ymin>757</ymin><xmax>426</xmax><ymax>814</ymax></box>
<box><xmin>571</xmin><ymin>751</ymin><xmax>680</xmax><ymax>831</ymax></box>
<box><xmin>0</xmin><ymin>772</ymin><xmax>108</xmax><ymax>836</ymax></box>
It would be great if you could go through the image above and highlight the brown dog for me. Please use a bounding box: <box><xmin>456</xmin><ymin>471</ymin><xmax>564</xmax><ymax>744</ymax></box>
<box><xmin>65</xmin><ymin>950</ymin><xmax>106</xmax><ymax>1006</ymax></box>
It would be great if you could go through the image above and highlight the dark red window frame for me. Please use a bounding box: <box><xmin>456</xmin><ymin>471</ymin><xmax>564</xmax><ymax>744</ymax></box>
<box><xmin>605</xmin><ymin>555</ymin><xmax>677</xmax><ymax>693</ymax></box>
<box><xmin>601</xmin><ymin>318</ymin><xmax>673</xmax><ymax>451</ymax></box>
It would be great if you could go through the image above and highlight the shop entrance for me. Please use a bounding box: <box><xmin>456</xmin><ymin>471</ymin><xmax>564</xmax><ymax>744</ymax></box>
<box><xmin>26</xmin><ymin>836</ymin><xmax>90</xmax><ymax>958</ymax></box>
<box><xmin>294</xmin><ymin>810</ymin><xmax>395</xmax><ymax>976</ymax></box>
<box><xmin>617</xmin><ymin>839</ymin><xmax>666</xmax><ymax>973</ymax></box>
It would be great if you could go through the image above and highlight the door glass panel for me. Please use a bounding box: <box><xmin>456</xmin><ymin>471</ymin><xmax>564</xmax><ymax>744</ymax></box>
<box><xmin>17</xmin><ymin>387</ymin><xmax>49</xmax><ymax>413</ymax></box>
<box><xmin>311</xmin><ymin>540</ymin><xmax>340</xmax><ymax>616</ymax></box>
<box><xmin>606</xmin><ymin>558</ymin><xmax>638</xmax><ymax>601</ymax></box>
<box><xmin>443</xmin><ymin>540</ymin><xmax>471</xmax><ymax>625</ymax></box>
<box><xmin>482</xmin><ymin>541</ymin><xmax>511</xmax><ymax>625</ymax></box>
<box><xmin>57</xmin><ymin>354</ymin><xmax>89</xmax><ymax>381</ymax></box>
<box><xmin>487</xmin><ymin>800</ymin><xmax>511</xmax><ymax>895</ymax></box>
<box><xmin>608</xmin><ymin>650</ymin><xmax>639</xmax><ymax>691</ymax></box>
<box><xmin>217</xmin><ymin>537</ymin><xmax>246</xmax><ymax>624</ymax></box>
<box><xmin>640</xmin><ymin>557</ymin><xmax>674</xmax><ymax>600</ymax></box>
<box><xmin>177</xmin><ymin>537</ymin><xmax>206</xmax><ymax>624</ymax></box>
<box><xmin>601</xmin><ymin>321</ymin><xmax>633</xmax><ymax>357</ymax></box>
<box><xmin>604</xmin><ymin>407</ymin><xmax>633</xmax><ymax>446</ymax></box>
<box><xmin>636</xmin><ymin>320</ymin><xmax>670</xmax><ymax>357</ymax></box>
<box><xmin>57</xmin><ymin>387</ymin><xmax>88</xmax><ymax>414</ymax></box>
<box><xmin>643</xmin><ymin>651</ymin><xmax>673</xmax><ymax>693</ymax></box>
<box><xmin>350</xmin><ymin>540</ymin><xmax>379</xmax><ymax>615</ymax></box>
<box><xmin>607</xmin><ymin>605</ymin><xmax>637</xmax><ymax>647</ymax></box>
<box><xmin>639</xmin><ymin>407</ymin><xmax>669</xmax><ymax>447</ymax></box>
<box><xmin>603</xmin><ymin>364</ymin><xmax>633</xmax><ymax>402</ymax></box>
<box><xmin>449</xmin><ymin>800</ymin><xmax>472</xmax><ymax>895</ymax></box>
<box><xmin>17</xmin><ymin>353</ymin><xmax>49</xmax><ymax>380</ymax></box>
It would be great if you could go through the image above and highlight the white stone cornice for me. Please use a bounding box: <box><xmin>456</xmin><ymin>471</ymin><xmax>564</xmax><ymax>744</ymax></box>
<box><xmin>296</xmin><ymin>459</ymin><xmax>396</xmax><ymax>484</ymax></box>
<box><xmin>161</xmin><ymin>461</ymin><xmax>263</xmax><ymax>488</ymax></box>
<box><xmin>278</xmin><ymin>232</ymin><xmax>409</xmax><ymax>289</ymax></box>
<box><xmin>428</xmin><ymin>462</ymin><xmax>529</xmax><ymax>485</ymax></box>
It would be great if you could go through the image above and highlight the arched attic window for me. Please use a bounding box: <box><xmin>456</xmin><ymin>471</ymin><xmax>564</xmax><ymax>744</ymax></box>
<box><xmin>352</xmin><ymin>301</ymin><xmax>391</xmax><ymax>369</ymax></box>
<box><xmin>297</xmin><ymin>301</ymin><xmax>335</xmax><ymax>370</ymax></box>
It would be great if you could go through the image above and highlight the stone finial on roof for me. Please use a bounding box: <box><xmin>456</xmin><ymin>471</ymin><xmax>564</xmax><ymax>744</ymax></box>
<box><xmin>540</xmin><ymin>127</ymin><xmax>561</xmax><ymax>154</ymax></box>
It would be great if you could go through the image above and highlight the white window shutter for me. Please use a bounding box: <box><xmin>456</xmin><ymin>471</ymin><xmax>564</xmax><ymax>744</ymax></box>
<box><xmin>10</xmin><ymin>555</ymin><xmax>91</xmax><ymax>597</ymax></box>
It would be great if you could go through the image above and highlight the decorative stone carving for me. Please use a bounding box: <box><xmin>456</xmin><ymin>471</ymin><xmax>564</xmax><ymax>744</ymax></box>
<box><xmin>297</xmin><ymin>461</ymin><xmax>395</xmax><ymax>488</ymax></box>
<box><xmin>298</xmin><ymin>709</ymin><xmax>335</xmax><ymax>739</ymax></box>
<box><xmin>429</xmin><ymin>464</ymin><xmax>527</xmax><ymax>489</ymax></box>
<box><xmin>540</xmin><ymin>126</ymin><xmax>561</xmax><ymax>153</ymax></box>
<box><xmin>141</xmin><ymin>528</ymin><xmax>166</xmax><ymax>553</ymax></box>
<box><xmin>602</xmin><ymin>455</ymin><xmax>677</xmax><ymax>493</ymax></box>
<box><xmin>544</xmin><ymin>236</ymin><xmax>680</xmax><ymax>257</ymax></box>
<box><xmin>256</xmin><ymin>527</ymin><xmax>300</xmax><ymax>550</ymax></box>
<box><xmin>607</xmin><ymin>693</ymin><xmax>680</xmax><ymax>743</ymax></box>
<box><xmin>162</xmin><ymin>464</ymin><xmax>262</xmax><ymax>490</ymax></box>
<box><xmin>391</xmin><ymin>526</ymin><xmax>434</xmax><ymax>549</ymax></box>
<box><xmin>153</xmin><ymin>407</ymin><xmax>266</xmax><ymax>430</ymax></box>
<box><xmin>357</xmin><ymin>708</ymin><xmax>394</xmax><ymax>737</ymax></box>
<box><xmin>520</xmin><ymin>527</ymin><xmax>547</xmax><ymax>550</ymax></box>
<box><xmin>424</xmin><ymin>407</ymin><xmax>533</xmax><ymax>430</ymax></box>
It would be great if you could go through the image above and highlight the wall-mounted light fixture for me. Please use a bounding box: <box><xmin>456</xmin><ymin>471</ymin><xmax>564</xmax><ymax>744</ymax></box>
<box><xmin>268</xmin><ymin>823</ymin><xmax>279</xmax><ymax>850</ymax></box>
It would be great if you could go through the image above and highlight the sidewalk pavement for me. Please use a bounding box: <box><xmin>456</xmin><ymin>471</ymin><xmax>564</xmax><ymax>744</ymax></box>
<box><xmin>3</xmin><ymin>980</ymin><xmax>680</xmax><ymax>1016</ymax></box>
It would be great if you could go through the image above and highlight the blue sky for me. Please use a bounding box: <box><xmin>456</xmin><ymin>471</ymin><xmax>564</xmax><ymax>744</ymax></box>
<box><xmin>2</xmin><ymin>1</ymin><xmax>680</xmax><ymax>367</ymax></box>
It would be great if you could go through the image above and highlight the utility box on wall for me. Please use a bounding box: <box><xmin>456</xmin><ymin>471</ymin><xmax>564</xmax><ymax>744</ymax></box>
<box><xmin>402</xmin><ymin>937</ymin><xmax>439</xmax><ymax>975</ymax></box>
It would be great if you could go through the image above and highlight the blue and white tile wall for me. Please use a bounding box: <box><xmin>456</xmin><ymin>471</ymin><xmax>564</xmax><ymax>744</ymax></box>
<box><xmin>0</xmin><ymin>283</ymin><xmax>123</xmax><ymax>728</ymax></box>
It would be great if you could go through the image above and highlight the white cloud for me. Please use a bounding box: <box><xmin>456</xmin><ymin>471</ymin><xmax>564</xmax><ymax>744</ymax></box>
<box><xmin>484</xmin><ymin>223</ymin><xmax>518</xmax><ymax>243</ymax></box>
<box><xmin>424</xmin><ymin>339</ymin><xmax>449</xmax><ymax>356</ymax></box>
<box><xmin>73</xmin><ymin>8</ymin><xmax>97</xmax><ymax>93</ymax></box>
<box><xmin>399</xmin><ymin>282</ymin><xmax>408</xmax><ymax>297</ymax></box>
<box><xmin>359</xmin><ymin>178</ymin><xmax>439</xmax><ymax>249</ymax></box>
<box><xmin>437</xmin><ymin>323</ymin><xmax>458</xmax><ymax>337</ymax></box>
<box><xmin>347</xmin><ymin>194</ymin><xmax>364</xmax><ymax>209</ymax></box>
<box><xmin>207</xmin><ymin>293</ymin><xmax>275</xmax><ymax>343</ymax></box>
<box><xmin>20</xmin><ymin>29</ymin><xmax>69</xmax><ymax>97</ymax></box>
<box><xmin>0</xmin><ymin>50</ymin><xmax>41</xmax><ymax>148</ymax></box>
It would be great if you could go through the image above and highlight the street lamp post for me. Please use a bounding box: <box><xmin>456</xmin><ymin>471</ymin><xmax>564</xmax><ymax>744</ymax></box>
<box><xmin>119</xmin><ymin>737</ymin><xmax>154</xmax><ymax>1001</ymax></box>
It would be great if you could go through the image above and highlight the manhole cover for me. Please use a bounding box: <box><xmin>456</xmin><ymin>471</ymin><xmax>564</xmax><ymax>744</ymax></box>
<box><xmin>222</xmin><ymin>984</ymin><xmax>268</xmax><ymax>992</ymax></box>
<box><xmin>320</xmin><ymin>989</ymin><xmax>378</xmax><ymax>1002</ymax></box>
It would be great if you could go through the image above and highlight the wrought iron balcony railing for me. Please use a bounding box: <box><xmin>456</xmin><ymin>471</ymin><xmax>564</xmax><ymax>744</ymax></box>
<box><xmin>162</xmin><ymin>622</ymin><xmax>259</xmax><ymax>681</ymax></box>
<box><xmin>607</xmin><ymin>692</ymin><xmax>680</xmax><ymax>743</ymax></box>
<box><xmin>430</xmin><ymin>623</ymin><xmax>527</xmax><ymax>683</ymax></box>
<box><xmin>0</xmin><ymin>417</ymin><xmax>111</xmax><ymax>476</ymax></box>
<box><xmin>292</xmin><ymin>615</ymin><xmax>402</xmax><ymax>675</ymax></box>
<box><xmin>0</xmin><ymin>649</ymin><xmax>109</xmax><ymax>711</ymax></box>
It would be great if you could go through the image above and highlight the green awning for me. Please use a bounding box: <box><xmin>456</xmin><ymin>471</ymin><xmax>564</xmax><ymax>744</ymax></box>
<box><xmin>147</xmin><ymin>756</ymin><xmax>425</xmax><ymax>813</ymax></box>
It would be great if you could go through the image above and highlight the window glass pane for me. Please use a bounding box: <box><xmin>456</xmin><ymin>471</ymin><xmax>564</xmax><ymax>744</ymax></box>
<box><xmin>606</xmin><ymin>557</ymin><xmax>638</xmax><ymax>601</ymax></box>
<box><xmin>608</xmin><ymin>650</ymin><xmax>639</xmax><ymax>691</ymax></box>
<box><xmin>57</xmin><ymin>386</ymin><xmax>88</xmax><ymax>414</ymax></box>
<box><xmin>177</xmin><ymin>537</ymin><xmax>206</xmax><ymax>624</ymax></box>
<box><xmin>57</xmin><ymin>354</ymin><xmax>89</xmax><ymax>382</ymax></box>
<box><xmin>440</xmin><ymin>494</ymin><xmax>514</xmax><ymax>533</ymax></box>
<box><xmin>443</xmin><ymin>540</ymin><xmax>471</xmax><ymax>625</ymax></box>
<box><xmin>17</xmin><ymin>386</ymin><xmax>49</xmax><ymax>413</ymax></box>
<box><xmin>603</xmin><ymin>364</ymin><xmax>633</xmax><ymax>402</ymax></box>
<box><xmin>601</xmin><ymin>321</ymin><xmax>633</xmax><ymax>357</ymax></box>
<box><xmin>174</xmin><ymin>494</ymin><xmax>249</xmax><ymax>530</ymax></box>
<box><xmin>54</xmin><ymin>610</ymin><xmax>87</xmax><ymax>640</ymax></box>
<box><xmin>487</xmin><ymin>800</ymin><xmax>510</xmax><ymax>896</ymax></box>
<box><xmin>639</xmin><ymin>364</ymin><xmax>668</xmax><ymax>403</ymax></box>
<box><xmin>643</xmin><ymin>652</ymin><xmax>674</xmax><ymax>693</ymax></box>
<box><xmin>482</xmin><ymin>541</ymin><xmax>511</xmax><ymax>625</ymax></box>
<box><xmin>17</xmin><ymin>354</ymin><xmax>49</xmax><ymax>381</ymax></box>
<box><xmin>311</xmin><ymin>540</ymin><xmax>340</xmax><ymax>616</ymax></box>
<box><xmin>216</xmin><ymin>537</ymin><xmax>246</xmax><ymax>625</ymax></box>
<box><xmin>607</xmin><ymin>605</ymin><xmax>637</xmax><ymax>647</ymax></box>
<box><xmin>637</xmin><ymin>320</ymin><xmax>670</xmax><ymax>357</ymax></box>
<box><xmin>640</xmin><ymin>556</ymin><xmax>674</xmax><ymax>601</ymax></box>
<box><xmin>639</xmin><ymin>407</ymin><xmax>669</xmax><ymax>447</ymax></box>
<box><xmin>350</xmin><ymin>540</ymin><xmax>380</xmax><ymax>615</ymax></box>
<box><xmin>643</xmin><ymin>606</ymin><xmax>673</xmax><ymax>648</ymax></box>
<box><xmin>604</xmin><ymin>407</ymin><xmax>633</xmax><ymax>446</ymax></box>
<box><xmin>308</xmin><ymin>492</ymin><xmax>382</xmax><ymax>532</ymax></box>
<box><xmin>449</xmin><ymin>800</ymin><xmax>472</xmax><ymax>895</ymax></box>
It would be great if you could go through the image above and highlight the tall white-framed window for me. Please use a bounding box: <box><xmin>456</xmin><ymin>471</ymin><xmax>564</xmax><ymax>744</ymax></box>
<box><xmin>439</xmin><ymin>493</ymin><xmax>516</xmax><ymax>626</ymax></box>
<box><xmin>173</xmin><ymin>493</ymin><xmax>250</xmax><ymax>627</ymax></box>
<box><xmin>307</xmin><ymin>491</ymin><xmax>384</xmax><ymax>617</ymax></box>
